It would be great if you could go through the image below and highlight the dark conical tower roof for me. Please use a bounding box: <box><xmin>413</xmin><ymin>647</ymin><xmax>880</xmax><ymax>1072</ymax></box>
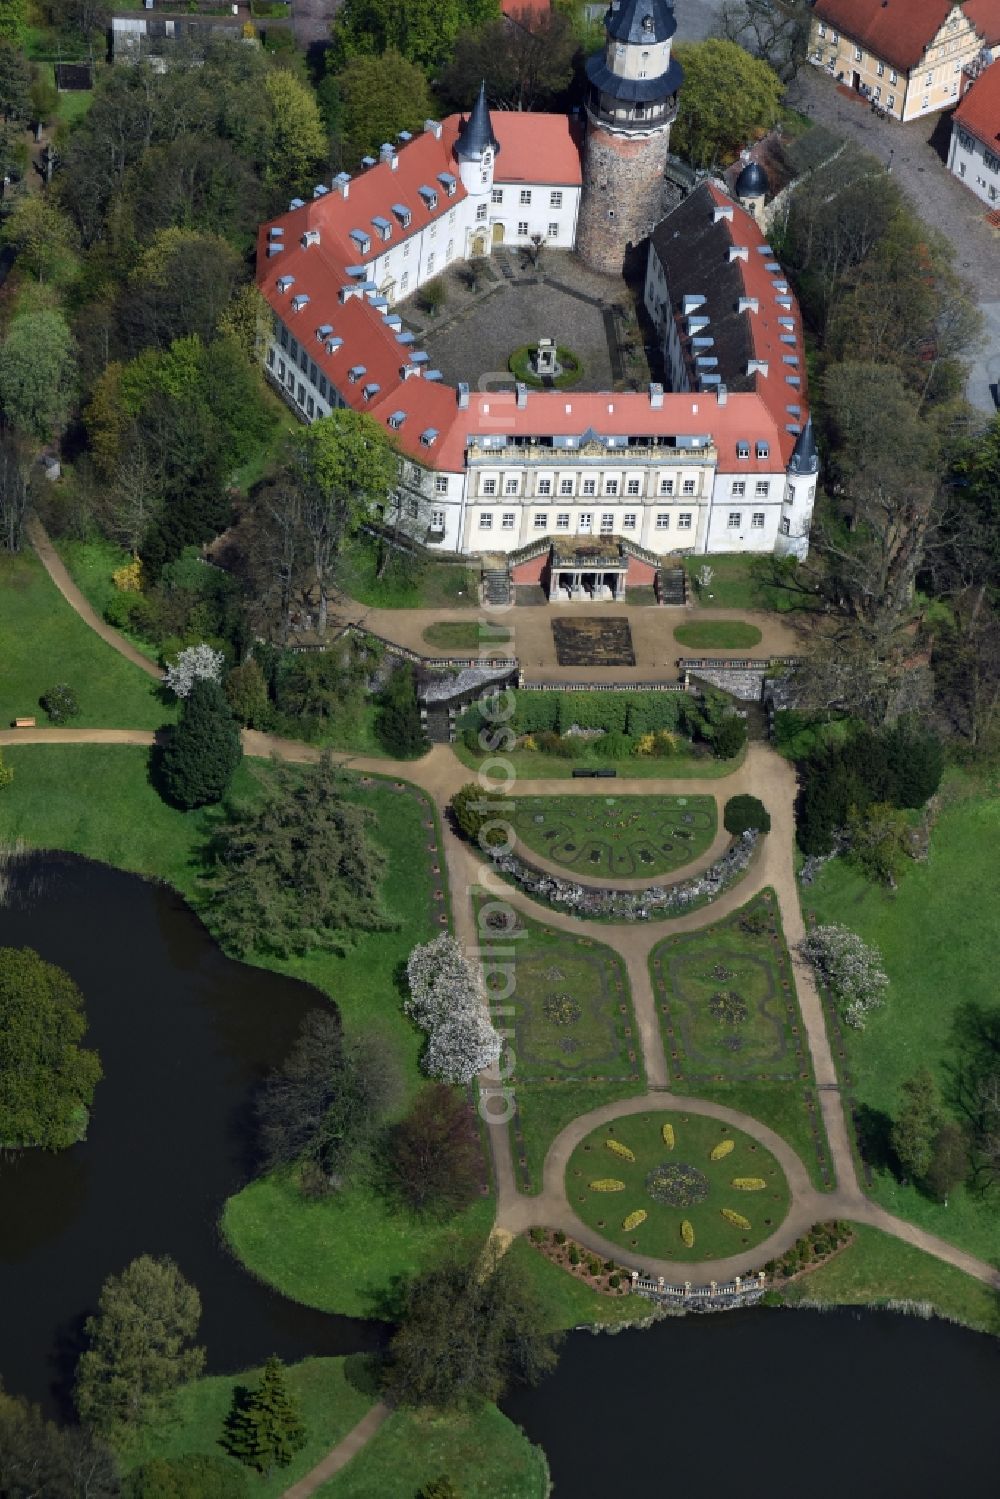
<box><xmin>788</xmin><ymin>416</ymin><xmax>819</xmax><ymax>476</ymax></box>
<box><xmin>735</xmin><ymin>160</ymin><xmax>769</xmax><ymax>198</ymax></box>
<box><xmin>455</xmin><ymin>82</ymin><xmax>501</xmax><ymax>161</ymax></box>
<box><xmin>604</xmin><ymin>0</ymin><xmax>677</xmax><ymax>45</ymax></box>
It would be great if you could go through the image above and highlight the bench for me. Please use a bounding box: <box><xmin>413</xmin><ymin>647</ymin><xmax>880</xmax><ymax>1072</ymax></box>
<box><xmin>13</xmin><ymin>717</ymin><xmax>36</xmax><ymax>728</ymax></box>
<box><xmin>594</xmin><ymin>768</ymin><xmax>617</xmax><ymax>778</ymax></box>
<box><xmin>572</xmin><ymin>768</ymin><xmax>597</xmax><ymax>778</ymax></box>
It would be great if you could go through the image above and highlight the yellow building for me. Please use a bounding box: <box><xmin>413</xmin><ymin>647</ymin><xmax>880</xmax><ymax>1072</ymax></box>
<box><xmin>809</xmin><ymin>0</ymin><xmax>999</xmax><ymax>122</ymax></box>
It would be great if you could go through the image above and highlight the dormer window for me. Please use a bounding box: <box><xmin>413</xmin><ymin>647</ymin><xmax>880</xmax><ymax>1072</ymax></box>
<box><xmin>349</xmin><ymin>229</ymin><xmax>371</xmax><ymax>254</ymax></box>
<box><xmin>372</xmin><ymin>216</ymin><xmax>392</xmax><ymax>241</ymax></box>
<box><xmin>420</xmin><ymin>428</ymin><xmax>439</xmax><ymax>447</ymax></box>
<box><xmin>388</xmin><ymin>411</ymin><xmax>406</xmax><ymax>429</ymax></box>
<box><xmin>418</xmin><ymin>185</ymin><xmax>438</xmax><ymax>211</ymax></box>
<box><xmin>392</xmin><ymin>203</ymin><xmax>411</xmax><ymax>228</ymax></box>
<box><xmin>348</xmin><ymin>365</ymin><xmax>366</xmax><ymax>383</ymax></box>
<box><xmin>756</xmin><ymin>441</ymin><xmax>769</xmax><ymax>459</ymax></box>
<box><xmin>276</xmin><ymin>276</ymin><xmax>295</xmax><ymax>294</ymax></box>
<box><xmin>362</xmin><ymin>382</ymin><xmax>380</xmax><ymax>401</ymax></box>
<box><xmin>290</xmin><ymin>294</ymin><xmax>310</xmax><ymax>312</ymax></box>
<box><xmin>737</xmin><ymin>440</ymin><xmax>750</xmax><ymax>460</ymax></box>
<box><xmin>437</xmin><ymin>172</ymin><xmax>457</xmax><ymax>196</ymax></box>
<box><xmin>315</xmin><ymin>323</ymin><xmax>333</xmax><ymax>341</ymax></box>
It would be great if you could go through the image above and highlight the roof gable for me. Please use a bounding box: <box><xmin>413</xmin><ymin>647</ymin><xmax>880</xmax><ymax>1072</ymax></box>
<box><xmin>813</xmin><ymin>0</ymin><xmax>955</xmax><ymax>71</ymax></box>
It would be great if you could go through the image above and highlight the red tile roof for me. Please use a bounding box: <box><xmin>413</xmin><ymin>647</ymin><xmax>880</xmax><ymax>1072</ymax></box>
<box><xmin>491</xmin><ymin>111</ymin><xmax>583</xmax><ymax>185</ymax></box>
<box><xmin>812</xmin><ymin>0</ymin><xmax>953</xmax><ymax>72</ymax></box>
<box><xmin>501</xmin><ymin>0</ymin><xmax>552</xmax><ymax>23</ymax></box>
<box><xmin>954</xmin><ymin>58</ymin><xmax>1000</xmax><ymax>143</ymax></box>
<box><xmin>964</xmin><ymin>0</ymin><xmax>1000</xmax><ymax>45</ymax></box>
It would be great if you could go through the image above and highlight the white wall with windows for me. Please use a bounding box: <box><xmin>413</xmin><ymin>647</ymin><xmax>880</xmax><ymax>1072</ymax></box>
<box><xmin>947</xmin><ymin>119</ymin><xmax>1000</xmax><ymax>206</ymax></box>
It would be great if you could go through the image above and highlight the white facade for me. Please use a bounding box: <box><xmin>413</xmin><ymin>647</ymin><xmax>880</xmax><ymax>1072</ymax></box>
<box><xmin>948</xmin><ymin>116</ymin><xmax>1000</xmax><ymax>204</ymax></box>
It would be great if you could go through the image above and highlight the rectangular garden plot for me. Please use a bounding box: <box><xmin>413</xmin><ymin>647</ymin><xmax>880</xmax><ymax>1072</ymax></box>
<box><xmin>551</xmin><ymin>616</ymin><xmax>636</xmax><ymax>667</ymax></box>
<box><xmin>474</xmin><ymin>895</ymin><xmax>645</xmax><ymax>1192</ymax></box>
<box><xmin>650</xmin><ymin>891</ymin><xmax>833</xmax><ymax>1190</ymax></box>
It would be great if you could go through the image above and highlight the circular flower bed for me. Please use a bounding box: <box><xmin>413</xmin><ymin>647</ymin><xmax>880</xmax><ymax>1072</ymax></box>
<box><xmin>544</xmin><ymin>993</ymin><xmax>582</xmax><ymax>1026</ymax></box>
<box><xmin>645</xmin><ymin>1161</ymin><xmax>710</xmax><ymax>1207</ymax></box>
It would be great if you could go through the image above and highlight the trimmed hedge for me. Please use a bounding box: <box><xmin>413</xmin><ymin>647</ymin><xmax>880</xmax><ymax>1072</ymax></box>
<box><xmin>731</xmin><ymin>1177</ymin><xmax>766</xmax><ymax>1191</ymax></box>
<box><xmin>661</xmin><ymin>1122</ymin><xmax>675</xmax><ymax>1150</ymax></box>
<box><xmin>623</xmin><ymin>1210</ymin><xmax>647</xmax><ymax>1231</ymax></box>
<box><xmin>724</xmin><ymin>794</ymin><xmax>771</xmax><ymax>835</ymax></box>
<box><xmin>710</xmin><ymin>1139</ymin><xmax>735</xmax><ymax>1161</ymax></box>
<box><xmin>605</xmin><ymin>1138</ymin><xmax>636</xmax><ymax>1161</ymax></box>
<box><xmin>681</xmin><ymin>1219</ymin><xmax>695</xmax><ymax>1248</ymax></box>
<box><xmin>500</xmin><ymin>691</ymin><xmax>688</xmax><ymax>737</ymax></box>
<box><xmin>722</xmin><ymin>1207</ymin><xmax>752</xmax><ymax>1230</ymax></box>
<box><xmin>589</xmin><ymin>1178</ymin><xmax>626</xmax><ymax>1192</ymax></box>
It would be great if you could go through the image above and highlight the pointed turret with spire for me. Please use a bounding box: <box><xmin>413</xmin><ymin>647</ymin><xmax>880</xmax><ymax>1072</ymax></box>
<box><xmin>456</xmin><ymin>82</ymin><xmax>501</xmax><ymax>164</ymax></box>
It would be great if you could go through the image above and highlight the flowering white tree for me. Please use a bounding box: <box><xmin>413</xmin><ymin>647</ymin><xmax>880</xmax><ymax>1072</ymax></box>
<box><xmin>164</xmin><ymin>644</ymin><xmax>225</xmax><ymax>699</ymax></box>
<box><xmin>801</xmin><ymin>924</ymin><xmax>889</xmax><ymax>1029</ymax></box>
<box><xmin>405</xmin><ymin>934</ymin><xmax>501</xmax><ymax>1082</ymax></box>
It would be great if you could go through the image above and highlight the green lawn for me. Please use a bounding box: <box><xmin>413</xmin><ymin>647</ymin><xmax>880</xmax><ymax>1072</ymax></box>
<box><xmin>452</xmin><ymin>741</ymin><xmax>742</xmax><ymax>781</ymax></box>
<box><xmin>55</xmin><ymin>539</ymin><xmax>161</xmax><ymax>664</ymax></box>
<box><xmin>421</xmin><ymin>620</ymin><xmax>512</xmax><ymax>652</ymax></box>
<box><xmin>510</xmin><ymin>792</ymin><xmax>716</xmax><ymax>879</ymax></box>
<box><xmin>805</xmin><ymin>776</ymin><xmax>1000</xmax><ymax>1263</ymax></box>
<box><xmin>650</xmin><ymin>891</ymin><xmax>833</xmax><ymax>1190</ymax></box>
<box><xmin>568</xmin><ymin>1109</ymin><xmax>790</xmax><ymax>1261</ymax></box>
<box><xmin>222</xmin><ymin>1175</ymin><xmax>495</xmax><ymax>1319</ymax></box>
<box><xmin>673</xmin><ymin>620</ymin><xmax>763</xmax><ymax>650</ymax></box>
<box><xmin>318</xmin><ymin>1401</ymin><xmax>549</xmax><ymax>1499</ymax></box>
<box><xmin>0</xmin><ymin>551</ymin><xmax>169</xmax><ymax>729</ymax></box>
<box><xmin>335</xmin><ymin>536</ymin><xmax>479</xmax><ymax>610</ymax></box>
<box><xmin>782</xmin><ymin>1225</ymin><xmax>1000</xmax><ymax>1335</ymax></box>
<box><xmin>120</xmin><ymin>1357</ymin><xmax>375</xmax><ymax>1496</ymax></box>
<box><xmin>503</xmin><ymin>1236</ymin><xmax>642</xmax><ymax>1331</ymax></box>
<box><xmin>684</xmin><ymin>553</ymin><xmax>810</xmax><ymax>613</ymax></box>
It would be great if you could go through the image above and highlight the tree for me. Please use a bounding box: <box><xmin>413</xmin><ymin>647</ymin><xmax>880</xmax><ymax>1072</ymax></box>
<box><xmin>332</xmin><ymin>0</ymin><xmax>501</xmax><ymax>72</ymax></box>
<box><xmin>164</xmin><ymin>643</ymin><xmax>226</xmax><ymax>699</ymax></box>
<box><xmin>450</xmin><ymin>782</ymin><xmax>509</xmax><ymax>849</ymax></box>
<box><xmin>223</xmin><ymin>1357</ymin><xmax>306</xmax><ymax>1476</ymax></box>
<box><xmin>0</xmin><ymin>39</ymin><xmax>31</xmax><ymax>121</ymax></box>
<box><xmin>0</xmin><ymin>310</ymin><xmax>77</xmax><ymax>440</ymax></box>
<box><xmin>205</xmin><ymin>754</ymin><xmax>392</xmax><ymax>958</ymax></box>
<box><xmin>405</xmin><ymin>933</ymin><xmax>502</xmax><ymax>1083</ymax></box>
<box><xmin>0</xmin><ymin>946</ymin><xmax>102</xmax><ymax>1150</ymax></box>
<box><xmin>0</xmin><ymin>0</ymin><xmax>27</xmax><ymax>47</ymax></box>
<box><xmin>671</xmin><ymin>40</ymin><xmax>782</xmax><ymax>169</ymax></box>
<box><xmin>389</xmin><ymin>1083</ymin><xmax>482</xmax><ymax>1214</ymax></box>
<box><xmin>262</xmin><ymin>71</ymin><xmax>327</xmax><ymax>194</ymax></box>
<box><xmin>224</xmin><ymin>659</ymin><xmax>271</xmax><ymax>728</ymax></box>
<box><xmin>375</xmin><ymin>663</ymin><xmax>427</xmax><ymax>756</ymax></box>
<box><xmin>924</xmin><ymin>1121</ymin><xmax>968</xmax><ymax>1204</ymax></box>
<box><xmin>43</xmin><ymin>0</ymin><xmax>110</xmax><ymax>39</ymax></box>
<box><xmin>2</xmin><ymin>193</ymin><xmax>78</xmax><ymax>285</ymax></box>
<box><xmin>330</xmin><ymin>50</ymin><xmax>435</xmax><ymax>166</ymax></box>
<box><xmin>256</xmin><ymin>1010</ymin><xmax>401</xmax><ymax>1183</ymax></box>
<box><xmin>438</xmin><ymin>10</ymin><xmax>576</xmax><ymax>112</ymax></box>
<box><xmin>383</xmin><ymin>1239</ymin><xmax>560</xmax><ymax>1410</ymax></box>
<box><xmin>0</xmin><ymin>1382</ymin><xmax>120</xmax><ymax>1499</ymax></box>
<box><xmin>126</xmin><ymin>1454</ymin><xmax>247</xmax><ymax>1498</ymax></box>
<box><xmin>0</xmin><ymin>432</ymin><xmax>29</xmax><ymax>552</ymax></box>
<box><xmin>118</xmin><ymin>229</ymin><xmax>243</xmax><ymax>357</ymax></box>
<box><xmin>891</xmin><ymin>1068</ymin><xmax>944</xmax><ymax>1183</ymax></box>
<box><xmin>800</xmin><ymin>925</ymin><xmax>888</xmax><ymax>1030</ymax></box>
<box><xmin>283</xmin><ymin>412</ymin><xmax>399</xmax><ymax>636</ymax></box>
<box><xmin>845</xmin><ymin>801</ymin><xmax>911</xmax><ymax>887</ymax></box>
<box><xmin>718</xmin><ymin>0</ymin><xmax>811</xmax><ymax>82</ymax></box>
<box><xmin>712</xmin><ymin>713</ymin><xmax>748</xmax><ymax>759</ymax></box>
<box><xmin>76</xmin><ymin>1255</ymin><xmax>205</xmax><ymax>1436</ymax></box>
<box><xmin>723</xmin><ymin>794</ymin><xmax>770</xmax><ymax>835</ymax></box>
<box><xmin>160</xmin><ymin>678</ymin><xmax>242</xmax><ymax>810</ymax></box>
<box><xmin>30</xmin><ymin>67</ymin><xmax>59</xmax><ymax>131</ymax></box>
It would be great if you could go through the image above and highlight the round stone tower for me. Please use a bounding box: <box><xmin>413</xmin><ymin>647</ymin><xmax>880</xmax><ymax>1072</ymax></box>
<box><xmin>576</xmin><ymin>0</ymin><xmax>684</xmax><ymax>275</ymax></box>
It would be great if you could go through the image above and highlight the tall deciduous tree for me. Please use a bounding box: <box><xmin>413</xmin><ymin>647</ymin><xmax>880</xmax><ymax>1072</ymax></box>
<box><xmin>206</xmin><ymin>754</ymin><xmax>393</xmax><ymax>958</ymax></box>
<box><xmin>160</xmin><ymin>677</ymin><xmax>243</xmax><ymax>810</ymax></box>
<box><xmin>262</xmin><ymin>70</ymin><xmax>327</xmax><ymax>194</ymax></box>
<box><xmin>389</xmin><ymin>1082</ymin><xmax>482</xmax><ymax>1214</ymax></box>
<box><xmin>672</xmin><ymin>39</ymin><xmax>782</xmax><ymax>168</ymax></box>
<box><xmin>0</xmin><ymin>433</ymin><xmax>29</xmax><ymax>552</ymax></box>
<box><xmin>0</xmin><ymin>1382</ymin><xmax>120</xmax><ymax>1499</ymax></box>
<box><xmin>383</xmin><ymin>1239</ymin><xmax>560</xmax><ymax>1410</ymax></box>
<box><xmin>718</xmin><ymin>0</ymin><xmax>811</xmax><ymax>82</ymax></box>
<box><xmin>0</xmin><ymin>947</ymin><xmax>102</xmax><ymax>1150</ymax></box>
<box><xmin>0</xmin><ymin>310</ymin><xmax>78</xmax><ymax>440</ymax></box>
<box><xmin>332</xmin><ymin>0</ymin><xmax>501</xmax><ymax>72</ymax></box>
<box><xmin>76</xmin><ymin>1255</ymin><xmax>205</xmax><ymax>1435</ymax></box>
<box><xmin>0</xmin><ymin>0</ymin><xmax>28</xmax><ymax>47</ymax></box>
<box><xmin>891</xmin><ymin>1068</ymin><xmax>944</xmax><ymax>1183</ymax></box>
<box><xmin>223</xmin><ymin>1357</ymin><xmax>306</xmax><ymax>1476</ymax></box>
<box><xmin>439</xmin><ymin>10</ymin><xmax>576</xmax><ymax>111</ymax></box>
<box><xmin>329</xmin><ymin>50</ymin><xmax>435</xmax><ymax>166</ymax></box>
<box><xmin>2</xmin><ymin>195</ymin><xmax>78</xmax><ymax>286</ymax></box>
<box><xmin>0</xmin><ymin>41</ymin><xmax>31</xmax><ymax>122</ymax></box>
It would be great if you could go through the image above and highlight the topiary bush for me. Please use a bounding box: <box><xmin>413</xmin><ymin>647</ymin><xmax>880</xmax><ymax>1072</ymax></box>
<box><xmin>731</xmin><ymin>1177</ymin><xmax>766</xmax><ymax>1191</ymax></box>
<box><xmin>589</xmin><ymin>1178</ymin><xmax>626</xmax><ymax>1191</ymax></box>
<box><xmin>681</xmin><ymin>1219</ymin><xmax>695</xmax><ymax>1248</ymax></box>
<box><xmin>605</xmin><ymin>1138</ymin><xmax>635</xmax><ymax>1161</ymax></box>
<box><xmin>724</xmin><ymin>794</ymin><xmax>771</xmax><ymax>835</ymax></box>
<box><xmin>623</xmin><ymin>1210</ymin><xmax>647</xmax><ymax>1231</ymax></box>
<box><xmin>661</xmin><ymin>1121</ymin><xmax>675</xmax><ymax>1149</ymax></box>
<box><xmin>721</xmin><ymin>1207</ymin><xmax>751</xmax><ymax>1230</ymax></box>
<box><xmin>710</xmin><ymin>1138</ymin><xmax>735</xmax><ymax>1161</ymax></box>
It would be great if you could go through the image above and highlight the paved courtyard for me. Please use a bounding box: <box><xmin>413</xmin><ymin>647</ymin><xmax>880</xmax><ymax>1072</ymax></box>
<box><xmin>411</xmin><ymin>251</ymin><xmax>639</xmax><ymax>392</ymax></box>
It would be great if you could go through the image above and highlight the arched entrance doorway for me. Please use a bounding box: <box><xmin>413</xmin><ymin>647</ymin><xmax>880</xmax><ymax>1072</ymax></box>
<box><xmin>492</xmin><ymin>221</ymin><xmax>504</xmax><ymax>245</ymax></box>
<box><xmin>471</xmin><ymin>233</ymin><xmax>487</xmax><ymax>257</ymax></box>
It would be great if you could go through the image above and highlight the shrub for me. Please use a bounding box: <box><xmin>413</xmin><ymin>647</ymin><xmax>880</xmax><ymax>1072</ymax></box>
<box><xmin>681</xmin><ymin>1220</ymin><xmax>695</xmax><ymax>1248</ymax></box>
<box><xmin>451</xmin><ymin>783</ymin><xmax>509</xmax><ymax>848</ymax></box>
<box><xmin>796</xmin><ymin>722</ymin><xmax>944</xmax><ymax>855</ymax></box>
<box><xmin>605</xmin><ymin>1138</ymin><xmax>635</xmax><ymax>1161</ymax></box>
<box><xmin>587</xmin><ymin>1255</ymin><xmax>602</xmax><ymax>1275</ymax></box>
<box><xmin>738</xmin><ymin>906</ymin><xmax>770</xmax><ymax>935</ymax></box>
<box><xmin>724</xmin><ymin>794</ymin><xmax>770</xmax><ymax>835</ymax></box>
<box><xmin>126</xmin><ymin>1454</ymin><xmax>247</xmax><ymax>1498</ymax></box>
<box><xmin>609</xmin><ymin>1273</ymin><xmax>621</xmax><ymax>1288</ymax></box>
<box><xmin>710</xmin><ymin>1138</ymin><xmax>735</xmax><ymax>1160</ymax></box>
<box><xmin>721</xmin><ymin>1208</ymin><xmax>751</xmax><ymax>1229</ymax></box>
<box><xmin>375</xmin><ymin>662</ymin><xmax>427</xmax><ymax>757</ymax></box>
<box><xmin>224</xmin><ymin>659</ymin><xmax>271</xmax><ymax>729</ymax></box>
<box><xmin>164</xmin><ymin>642</ymin><xmax>224</xmax><ymax>699</ymax></box>
<box><xmin>731</xmin><ymin>1177</ymin><xmax>766</xmax><ymax>1191</ymax></box>
<box><xmin>553</xmin><ymin>1230</ymin><xmax>566</xmax><ymax>1245</ymax></box>
<box><xmin>589</xmin><ymin>1178</ymin><xmax>626</xmax><ymax>1192</ymax></box>
<box><xmin>713</xmin><ymin>713</ymin><xmax>748</xmax><ymax>759</ymax></box>
<box><xmin>104</xmin><ymin>592</ymin><xmax>153</xmax><ymax>632</ymax></box>
<box><xmin>568</xmin><ymin>1245</ymin><xmax>581</xmax><ymax>1266</ymax></box>
<box><xmin>623</xmin><ymin>1210</ymin><xmax>647</xmax><ymax>1231</ymax></box>
<box><xmin>40</xmin><ymin>683</ymin><xmax>79</xmax><ymax>724</ymax></box>
<box><xmin>801</xmin><ymin>924</ymin><xmax>888</xmax><ymax>1029</ymax></box>
<box><xmin>601</xmin><ymin>730</ymin><xmax>632</xmax><ymax>760</ymax></box>
<box><xmin>160</xmin><ymin>677</ymin><xmax>242</xmax><ymax>810</ymax></box>
<box><xmin>661</xmin><ymin>1122</ymin><xmax>675</xmax><ymax>1149</ymax></box>
<box><xmin>112</xmin><ymin>555</ymin><xmax>144</xmax><ymax>593</ymax></box>
<box><xmin>529</xmin><ymin>1226</ymin><xmax>546</xmax><ymax>1243</ymax></box>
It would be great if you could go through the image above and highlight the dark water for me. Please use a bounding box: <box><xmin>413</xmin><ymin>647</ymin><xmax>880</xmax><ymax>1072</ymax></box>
<box><xmin>0</xmin><ymin>854</ymin><xmax>380</xmax><ymax>1418</ymax></box>
<box><xmin>505</xmin><ymin>1307</ymin><xmax>1000</xmax><ymax>1497</ymax></box>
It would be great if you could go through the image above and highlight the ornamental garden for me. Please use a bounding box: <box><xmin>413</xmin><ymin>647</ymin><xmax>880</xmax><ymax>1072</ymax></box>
<box><xmin>510</xmin><ymin>793</ymin><xmax>716</xmax><ymax>879</ymax></box>
<box><xmin>567</xmin><ymin>1112</ymin><xmax>790</xmax><ymax>1261</ymax></box>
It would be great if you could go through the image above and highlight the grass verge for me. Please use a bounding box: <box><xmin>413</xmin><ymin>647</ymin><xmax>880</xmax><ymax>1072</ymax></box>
<box><xmin>673</xmin><ymin>620</ymin><xmax>763</xmax><ymax>650</ymax></box>
<box><xmin>421</xmin><ymin>621</ymin><xmax>512</xmax><ymax>652</ymax></box>
<box><xmin>119</xmin><ymin>1356</ymin><xmax>374</xmax><ymax>1496</ymax></box>
<box><xmin>0</xmin><ymin>550</ymin><xmax>168</xmax><ymax>729</ymax></box>
<box><xmin>335</xmin><ymin>537</ymin><xmax>479</xmax><ymax>610</ymax></box>
<box><xmin>451</xmin><ymin>742</ymin><xmax>742</xmax><ymax>781</ymax></box>
<box><xmin>684</xmin><ymin>553</ymin><xmax>810</xmax><ymax>613</ymax></box>
<box><xmin>503</xmin><ymin>1237</ymin><xmax>642</xmax><ymax>1332</ymax></box>
<box><xmin>782</xmin><ymin>1225</ymin><xmax>1000</xmax><ymax>1335</ymax></box>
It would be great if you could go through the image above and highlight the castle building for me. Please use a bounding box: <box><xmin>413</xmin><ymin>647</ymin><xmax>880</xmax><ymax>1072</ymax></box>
<box><xmin>254</xmin><ymin>4</ymin><xmax>817</xmax><ymax>577</ymax></box>
<box><xmin>947</xmin><ymin>59</ymin><xmax>1000</xmax><ymax>204</ymax></box>
<box><xmin>576</xmin><ymin>0</ymin><xmax>684</xmax><ymax>273</ymax></box>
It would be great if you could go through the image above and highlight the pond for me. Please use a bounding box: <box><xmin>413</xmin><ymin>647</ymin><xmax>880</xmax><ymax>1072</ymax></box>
<box><xmin>0</xmin><ymin>853</ymin><xmax>381</xmax><ymax>1418</ymax></box>
<box><xmin>504</xmin><ymin>1306</ymin><xmax>1000</xmax><ymax>1498</ymax></box>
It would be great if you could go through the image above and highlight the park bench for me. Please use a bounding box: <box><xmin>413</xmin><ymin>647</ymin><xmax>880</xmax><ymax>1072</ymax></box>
<box><xmin>13</xmin><ymin>717</ymin><xmax>36</xmax><ymax>728</ymax></box>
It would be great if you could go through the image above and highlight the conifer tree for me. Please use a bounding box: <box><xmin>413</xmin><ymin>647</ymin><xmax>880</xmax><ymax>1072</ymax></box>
<box><xmin>223</xmin><ymin>1357</ymin><xmax>306</xmax><ymax>1475</ymax></box>
<box><xmin>161</xmin><ymin>677</ymin><xmax>242</xmax><ymax>809</ymax></box>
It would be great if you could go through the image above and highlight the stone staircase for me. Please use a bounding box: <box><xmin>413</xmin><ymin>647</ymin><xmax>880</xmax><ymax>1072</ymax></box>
<box><xmin>656</xmin><ymin>564</ymin><xmax>687</xmax><ymax>606</ymax></box>
<box><xmin>482</xmin><ymin>565</ymin><xmax>511</xmax><ymax>606</ymax></box>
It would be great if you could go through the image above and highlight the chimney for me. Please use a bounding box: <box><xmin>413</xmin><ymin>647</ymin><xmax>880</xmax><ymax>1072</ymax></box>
<box><xmin>379</xmin><ymin>143</ymin><xmax>394</xmax><ymax>164</ymax></box>
<box><xmin>516</xmin><ymin>382</ymin><xmax>528</xmax><ymax>409</ymax></box>
<box><xmin>649</xmin><ymin>382</ymin><xmax>664</xmax><ymax>409</ymax></box>
<box><xmin>457</xmin><ymin>382</ymin><xmax>470</xmax><ymax>409</ymax></box>
<box><xmin>332</xmin><ymin>172</ymin><xmax>351</xmax><ymax>198</ymax></box>
<box><xmin>424</xmin><ymin>119</ymin><xmax>443</xmax><ymax>139</ymax></box>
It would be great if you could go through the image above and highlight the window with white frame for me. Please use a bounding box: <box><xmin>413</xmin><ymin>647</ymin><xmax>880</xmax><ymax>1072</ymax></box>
<box><xmin>655</xmin><ymin>513</ymin><xmax>669</xmax><ymax>529</ymax></box>
<box><xmin>482</xmin><ymin>478</ymin><xmax>497</xmax><ymax>495</ymax></box>
<box><xmin>598</xmin><ymin>511</ymin><xmax>612</xmax><ymax>531</ymax></box>
<box><xmin>582</xmin><ymin>478</ymin><xmax>596</xmax><ymax>496</ymax></box>
<box><xmin>431</xmin><ymin>508</ymin><xmax>445</xmax><ymax>530</ymax></box>
<box><xmin>755</xmin><ymin>480</ymin><xmax>769</xmax><ymax>497</ymax></box>
<box><xmin>605</xmin><ymin>478</ymin><xmax>619</xmax><ymax>495</ymax></box>
<box><xmin>517</xmin><ymin>220</ymin><xmax>529</xmax><ymax>235</ymax></box>
<box><xmin>435</xmin><ymin>476</ymin><xmax>448</xmax><ymax>493</ymax></box>
<box><xmin>751</xmin><ymin>512</ymin><xmax>765</xmax><ymax>528</ymax></box>
<box><xmin>519</xmin><ymin>189</ymin><xmax>532</xmax><ymax>204</ymax></box>
<box><xmin>682</xmin><ymin>478</ymin><xmax>696</xmax><ymax>495</ymax></box>
<box><xmin>780</xmin><ymin>516</ymin><xmax>791</xmax><ymax>535</ymax></box>
<box><xmin>756</xmin><ymin>441</ymin><xmax>769</xmax><ymax>459</ymax></box>
<box><xmin>890</xmin><ymin>68</ymin><xmax>897</xmax><ymax>83</ymax></box>
<box><xmin>728</xmin><ymin>512</ymin><xmax>742</xmax><ymax>528</ymax></box>
<box><xmin>678</xmin><ymin>513</ymin><xmax>692</xmax><ymax>530</ymax></box>
<box><xmin>626</xmin><ymin>478</ymin><xmax>641</xmax><ymax>495</ymax></box>
<box><xmin>479</xmin><ymin>512</ymin><xmax>493</xmax><ymax>529</ymax></box>
<box><xmin>501</xmin><ymin>512</ymin><xmax>516</xmax><ymax>530</ymax></box>
<box><xmin>492</xmin><ymin>188</ymin><xmax>503</xmax><ymax>203</ymax></box>
<box><xmin>659</xmin><ymin>477</ymin><xmax>674</xmax><ymax>494</ymax></box>
<box><xmin>578</xmin><ymin>512</ymin><xmax>593</xmax><ymax>532</ymax></box>
<box><xmin>504</xmin><ymin>477</ymin><xmax>519</xmax><ymax>495</ymax></box>
<box><xmin>548</xmin><ymin>223</ymin><xmax>558</xmax><ymax>239</ymax></box>
<box><xmin>556</xmin><ymin>512</ymin><xmax>570</xmax><ymax>529</ymax></box>
<box><xmin>737</xmin><ymin>440</ymin><xmax>750</xmax><ymax>459</ymax></box>
<box><xmin>731</xmin><ymin>481</ymin><xmax>746</xmax><ymax>497</ymax></box>
<box><xmin>623</xmin><ymin>512</ymin><xmax>637</xmax><ymax>529</ymax></box>
<box><xmin>534</xmin><ymin>512</ymin><xmax>548</xmax><ymax>529</ymax></box>
<box><xmin>559</xmin><ymin>478</ymin><xmax>574</xmax><ymax>495</ymax></box>
<box><xmin>427</xmin><ymin>253</ymin><xmax>435</xmax><ymax>273</ymax></box>
<box><xmin>887</xmin><ymin>92</ymin><xmax>895</xmax><ymax>108</ymax></box>
<box><xmin>537</xmin><ymin>478</ymin><xmax>552</xmax><ymax>495</ymax></box>
<box><xmin>476</xmin><ymin>204</ymin><xmax>487</xmax><ymax>221</ymax></box>
<box><xmin>549</xmin><ymin>190</ymin><xmax>563</xmax><ymax>207</ymax></box>
<box><xmin>854</xmin><ymin>45</ymin><xmax>862</xmax><ymax>61</ymax></box>
<box><xmin>877</xmin><ymin>59</ymin><xmax>884</xmax><ymax>75</ymax></box>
